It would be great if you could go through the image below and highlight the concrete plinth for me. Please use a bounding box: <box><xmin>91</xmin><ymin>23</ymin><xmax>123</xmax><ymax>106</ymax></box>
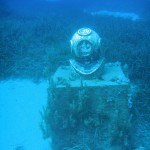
<box><xmin>45</xmin><ymin>62</ymin><xmax>132</xmax><ymax>150</ymax></box>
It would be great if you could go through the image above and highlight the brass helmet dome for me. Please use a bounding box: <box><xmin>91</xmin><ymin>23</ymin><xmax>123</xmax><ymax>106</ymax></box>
<box><xmin>70</xmin><ymin>28</ymin><xmax>104</xmax><ymax>75</ymax></box>
<box><xmin>70</xmin><ymin>28</ymin><xmax>101</xmax><ymax>58</ymax></box>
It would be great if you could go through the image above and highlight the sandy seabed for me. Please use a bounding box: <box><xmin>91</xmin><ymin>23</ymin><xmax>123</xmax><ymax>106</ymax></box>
<box><xmin>0</xmin><ymin>79</ymin><xmax>51</xmax><ymax>150</ymax></box>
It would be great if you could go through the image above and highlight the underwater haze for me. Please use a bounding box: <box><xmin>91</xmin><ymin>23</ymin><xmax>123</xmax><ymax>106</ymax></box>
<box><xmin>0</xmin><ymin>0</ymin><xmax>150</xmax><ymax>150</ymax></box>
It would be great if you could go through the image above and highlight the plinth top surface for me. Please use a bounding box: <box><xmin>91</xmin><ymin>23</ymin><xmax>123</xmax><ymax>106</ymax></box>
<box><xmin>52</xmin><ymin>62</ymin><xmax>130</xmax><ymax>88</ymax></box>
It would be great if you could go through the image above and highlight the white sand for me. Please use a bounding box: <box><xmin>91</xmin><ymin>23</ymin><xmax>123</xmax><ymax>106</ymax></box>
<box><xmin>85</xmin><ymin>10</ymin><xmax>140</xmax><ymax>21</ymax></box>
<box><xmin>0</xmin><ymin>79</ymin><xmax>51</xmax><ymax>150</ymax></box>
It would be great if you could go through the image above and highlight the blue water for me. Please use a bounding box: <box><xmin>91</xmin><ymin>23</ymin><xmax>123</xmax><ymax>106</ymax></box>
<box><xmin>1</xmin><ymin>0</ymin><xmax>150</xmax><ymax>17</ymax></box>
<box><xmin>0</xmin><ymin>0</ymin><xmax>150</xmax><ymax>150</ymax></box>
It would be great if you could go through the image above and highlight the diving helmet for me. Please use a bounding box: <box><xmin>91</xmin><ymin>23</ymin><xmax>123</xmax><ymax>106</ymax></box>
<box><xmin>70</xmin><ymin>28</ymin><xmax>104</xmax><ymax>75</ymax></box>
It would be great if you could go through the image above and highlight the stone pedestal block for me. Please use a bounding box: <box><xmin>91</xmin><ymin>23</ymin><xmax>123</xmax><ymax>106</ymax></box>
<box><xmin>44</xmin><ymin>63</ymin><xmax>132</xmax><ymax>150</ymax></box>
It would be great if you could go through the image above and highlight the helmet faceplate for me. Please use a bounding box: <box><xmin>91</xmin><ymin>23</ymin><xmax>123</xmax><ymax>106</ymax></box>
<box><xmin>70</xmin><ymin>28</ymin><xmax>104</xmax><ymax>75</ymax></box>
